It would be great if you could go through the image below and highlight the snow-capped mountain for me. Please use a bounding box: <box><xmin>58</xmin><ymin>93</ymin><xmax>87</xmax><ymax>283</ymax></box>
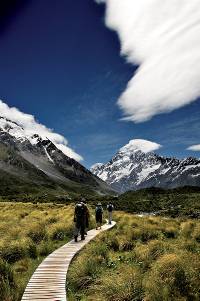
<box><xmin>0</xmin><ymin>116</ymin><xmax>114</xmax><ymax>196</ymax></box>
<box><xmin>91</xmin><ymin>140</ymin><xmax>200</xmax><ymax>193</ymax></box>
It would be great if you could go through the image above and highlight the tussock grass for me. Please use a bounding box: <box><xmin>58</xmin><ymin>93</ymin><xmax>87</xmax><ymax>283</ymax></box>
<box><xmin>0</xmin><ymin>202</ymin><xmax>79</xmax><ymax>300</ymax></box>
<box><xmin>92</xmin><ymin>265</ymin><xmax>144</xmax><ymax>301</ymax></box>
<box><xmin>67</xmin><ymin>212</ymin><xmax>200</xmax><ymax>301</ymax></box>
<box><xmin>144</xmin><ymin>252</ymin><xmax>200</xmax><ymax>300</ymax></box>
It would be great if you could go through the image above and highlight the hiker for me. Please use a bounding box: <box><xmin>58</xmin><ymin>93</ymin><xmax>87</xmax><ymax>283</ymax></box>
<box><xmin>95</xmin><ymin>202</ymin><xmax>103</xmax><ymax>230</ymax></box>
<box><xmin>82</xmin><ymin>198</ymin><xmax>90</xmax><ymax>235</ymax></box>
<box><xmin>74</xmin><ymin>201</ymin><xmax>87</xmax><ymax>242</ymax></box>
<box><xmin>107</xmin><ymin>202</ymin><xmax>114</xmax><ymax>224</ymax></box>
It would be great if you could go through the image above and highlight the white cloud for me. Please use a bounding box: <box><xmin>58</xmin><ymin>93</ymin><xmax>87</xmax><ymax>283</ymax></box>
<box><xmin>120</xmin><ymin>139</ymin><xmax>162</xmax><ymax>154</ymax></box>
<box><xmin>0</xmin><ymin>100</ymin><xmax>83</xmax><ymax>161</ymax></box>
<box><xmin>96</xmin><ymin>0</ymin><xmax>200</xmax><ymax>122</ymax></box>
<box><xmin>187</xmin><ymin>144</ymin><xmax>200</xmax><ymax>151</ymax></box>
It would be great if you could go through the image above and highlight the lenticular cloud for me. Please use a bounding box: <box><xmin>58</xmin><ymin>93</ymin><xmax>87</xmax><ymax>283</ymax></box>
<box><xmin>97</xmin><ymin>0</ymin><xmax>200</xmax><ymax>122</ymax></box>
<box><xmin>120</xmin><ymin>139</ymin><xmax>162</xmax><ymax>154</ymax></box>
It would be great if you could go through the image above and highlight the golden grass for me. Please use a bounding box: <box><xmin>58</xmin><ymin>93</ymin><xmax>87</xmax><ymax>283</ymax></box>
<box><xmin>0</xmin><ymin>202</ymin><xmax>76</xmax><ymax>301</ymax></box>
<box><xmin>67</xmin><ymin>212</ymin><xmax>200</xmax><ymax>301</ymax></box>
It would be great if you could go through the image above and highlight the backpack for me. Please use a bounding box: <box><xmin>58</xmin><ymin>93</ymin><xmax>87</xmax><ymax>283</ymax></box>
<box><xmin>107</xmin><ymin>204</ymin><xmax>113</xmax><ymax>212</ymax></box>
<box><xmin>75</xmin><ymin>204</ymin><xmax>85</xmax><ymax>218</ymax></box>
<box><xmin>96</xmin><ymin>206</ymin><xmax>102</xmax><ymax>216</ymax></box>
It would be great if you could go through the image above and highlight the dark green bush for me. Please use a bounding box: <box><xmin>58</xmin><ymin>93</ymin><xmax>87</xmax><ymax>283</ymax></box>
<box><xmin>27</xmin><ymin>243</ymin><xmax>38</xmax><ymax>259</ymax></box>
<box><xmin>163</xmin><ymin>227</ymin><xmax>178</xmax><ymax>238</ymax></box>
<box><xmin>0</xmin><ymin>259</ymin><xmax>15</xmax><ymax>300</ymax></box>
<box><xmin>27</xmin><ymin>225</ymin><xmax>47</xmax><ymax>243</ymax></box>
<box><xmin>1</xmin><ymin>243</ymin><xmax>26</xmax><ymax>264</ymax></box>
<box><xmin>38</xmin><ymin>241</ymin><xmax>53</xmax><ymax>256</ymax></box>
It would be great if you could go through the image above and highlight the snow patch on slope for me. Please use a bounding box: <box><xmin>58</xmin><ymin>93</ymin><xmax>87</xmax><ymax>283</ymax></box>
<box><xmin>137</xmin><ymin>164</ymin><xmax>161</xmax><ymax>184</ymax></box>
<box><xmin>43</xmin><ymin>146</ymin><xmax>54</xmax><ymax>163</ymax></box>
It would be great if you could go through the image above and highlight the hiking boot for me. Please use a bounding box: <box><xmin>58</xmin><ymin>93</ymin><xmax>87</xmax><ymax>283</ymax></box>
<box><xmin>74</xmin><ymin>236</ymin><xmax>78</xmax><ymax>242</ymax></box>
<box><xmin>81</xmin><ymin>236</ymin><xmax>85</xmax><ymax>240</ymax></box>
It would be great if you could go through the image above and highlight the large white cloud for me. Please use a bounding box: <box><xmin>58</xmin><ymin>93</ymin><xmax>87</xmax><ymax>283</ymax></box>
<box><xmin>96</xmin><ymin>0</ymin><xmax>200</xmax><ymax>122</ymax></box>
<box><xmin>187</xmin><ymin>144</ymin><xmax>200</xmax><ymax>151</ymax></box>
<box><xmin>120</xmin><ymin>139</ymin><xmax>162</xmax><ymax>154</ymax></box>
<box><xmin>0</xmin><ymin>100</ymin><xmax>83</xmax><ymax>161</ymax></box>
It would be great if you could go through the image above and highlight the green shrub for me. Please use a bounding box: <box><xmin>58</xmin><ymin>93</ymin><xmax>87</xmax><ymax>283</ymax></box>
<box><xmin>90</xmin><ymin>241</ymin><xmax>108</xmax><ymax>260</ymax></box>
<box><xmin>14</xmin><ymin>258</ymin><xmax>30</xmax><ymax>273</ymax></box>
<box><xmin>192</xmin><ymin>225</ymin><xmax>200</xmax><ymax>242</ymax></box>
<box><xmin>132</xmin><ymin>227</ymin><xmax>160</xmax><ymax>242</ymax></box>
<box><xmin>68</xmin><ymin>245</ymin><xmax>105</xmax><ymax>291</ymax></box>
<box><xmin>180</xmin><ymin>221</ymin><xmax>195</xmax><ymax>238</ymax></box>
<box><xmin>1</xmin><ymin>242</ymin><xmax>26</xmax><ymax>264</ymax></box>
<box><xmin>163</xmin><ymin>226</ymin><xmax>178</xmax><ymax>238</ymax></box>
<box><xmin>38</xmin><ymin>241</ymin><xmax>53</xmax><ymax>256</ymax></box>
<box><xmin>66</xmin><ymin>212</ymin><xmax>200</xmax><ymax>301</ymax></box>
<box><xmin>120</xmin><ymin>239</ymin><xmax>134</xmax><ymax>251</ymax></box>
<box><xmin>48</xmin><ymin>223</ymin><xmax>74</xmax><ymax>241</ymax></box>
<box><xmin>106</xmin><ymin>236</ymin><xmax>120</xmax><ymax>251</ymax></box>
<box><xmin>144</xmin><ymin>253</ymin><xmax>200</xmax><ymax>300</ymax></box>
<box><xmin>93</xmin><ymin>265</ymin><xmax>144</xmax><ymax>301</ymax></box>
<box><xmin>135</xmin><ymin>240</ymin><xmax>166</xmax><ymax>264</ymax></box>
<box><xmin>27</xmin><ymin>225</ymin><xmax>47</xmax><ymax>243</ymax></box>
<box><xmin>49</xmin><ymin>226</ymin><xmax>66</xmax><ymax>241</ymax></box>
<box><xmin>100</xmin><ymin>230</ymin><xmax>121</xmax><ymax>251</ymax></box>
<box><xmin>0</xmin><ymin>259</ymin><xmax>15</xmax><ymax>300</ymax></box>
<box><xmin>27</xmin><ymin>243</ymin><xmax>38</xmax><ymax>259</ymax></box>
<box><xmin>46</xmin><ymin>217</ymin><xmax>58</xmax><ymax>224</ymax></box>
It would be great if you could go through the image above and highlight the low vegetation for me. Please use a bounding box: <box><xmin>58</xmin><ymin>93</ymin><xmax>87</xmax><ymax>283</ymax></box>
<box><xmin>91</xmin><ymin>186</ymin><xmax>200</xmax><ymax>218</ymax></box>
<box><xmin>0</xmin><ymin>202</ymin><xmax>85</xmax><ymax>301</ymax></box>
<box><xmin>1</xmin><ymin>194</ymin><xmax>200</xmax><ymax>301</ymax></box>
<box><xmin>67</xmin><ymin>211</ymin><xmax>200</xmax><ymax>300</ymax></box>
<box><xmin>2</xmin><ymin>186</ymin><xmax>200</xmax><ymax>219</ymax></box>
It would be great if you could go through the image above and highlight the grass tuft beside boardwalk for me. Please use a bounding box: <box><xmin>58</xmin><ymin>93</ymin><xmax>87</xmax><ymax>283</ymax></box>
<box><xmin>0</xmin><ymin>202</ymin><xmax>88</xmax><ymax>301</ymax></box>
<box><xmin>67</xmin><ymin>211</ymin><xmax>200</xmax><ymax>301</ymax></box>
<box><xmin>1</xmin><ymin>201</ymin><xmax>200</xmax><ymax>301</ymax></box>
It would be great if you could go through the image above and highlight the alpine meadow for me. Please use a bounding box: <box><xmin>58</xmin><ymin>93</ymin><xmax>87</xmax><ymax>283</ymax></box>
<box><xmin>1</xmin><ymin>1</ymin><xmax>200</xmax><ymax>301</ymax></box>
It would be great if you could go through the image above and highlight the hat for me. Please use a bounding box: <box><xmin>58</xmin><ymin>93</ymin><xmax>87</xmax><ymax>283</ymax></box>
<box><xmin>97</xmin><ymin>202</ymin><xmax>102</xmax><ymax>206</ymax></box>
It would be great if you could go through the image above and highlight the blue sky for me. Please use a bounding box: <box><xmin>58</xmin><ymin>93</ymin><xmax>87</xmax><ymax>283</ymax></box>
<box><xmin>0</xmin><ymin>0</ymin><xmax>200</xmax><ymax>168</ymax></box>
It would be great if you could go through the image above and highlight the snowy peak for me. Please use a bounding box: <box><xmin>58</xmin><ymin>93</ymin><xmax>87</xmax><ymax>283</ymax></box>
<box><xmin>0</xmin><ymin>115</ymin><xmax>114</xmax><ymax>196</ymax></box>
<box><xmin>0</xmin><ymin>115</ymin><xmax>40</xmax><ymax>145</ymax></box>
<box><xmin>0</xmin><ymin>116</ymin><xmax>56</xmax><ymax>155</ymax></box>
<box><xmin>91</xmin><ymin>163</ymin><xmax>104</xmax><ymax>170</ymax></box>
<box><xmin>0</xmin><ymin>116</ymin><xmax>25</xmax><ymax>140</ymax></box>
<box><xmin>91</xmin><ymin>141</ymin><xmax>200</xmax><ymax>193</ymax></box>
<box><xmin>0</xmin><ymin>115</ymin><xmax>63</xmax><ymax>169</ymax></box>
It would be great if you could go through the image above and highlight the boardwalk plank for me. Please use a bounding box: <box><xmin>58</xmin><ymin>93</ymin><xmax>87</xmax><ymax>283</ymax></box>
<box><xmin>21</xmin><ymin>221</ymin><xmax>116</xmax><ymax>301</ymax></box>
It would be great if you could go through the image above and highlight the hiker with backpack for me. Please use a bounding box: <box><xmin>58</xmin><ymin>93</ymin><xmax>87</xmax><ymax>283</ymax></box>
<box><xmin>95</xmin><ymin>202</ymin><xmax>103</xmax><ymax>230</ymax></box>
<box><xmin>107</xmin><ymin>202</ymin><xmax>114</xmax><ymax>225</ymax></box>
<box><xmin>74</xmin><ymin>200</ymin><xmax>87</xmax><ymax>242</ymax></box>
<box><xmin>82</xmin><ymin>199</ymin><xmax>90</xmax><ymax>235</ymax></box>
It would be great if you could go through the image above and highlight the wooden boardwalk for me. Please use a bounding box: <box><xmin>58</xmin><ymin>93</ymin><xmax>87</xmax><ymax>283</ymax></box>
<box><xmin>21</xmin><ymin>221</ymin><xmax>116</xmax><ymax>301</ymax></box>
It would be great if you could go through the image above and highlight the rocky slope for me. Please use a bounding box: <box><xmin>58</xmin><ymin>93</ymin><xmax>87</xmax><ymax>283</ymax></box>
<box><xmin>91</xmin><ymin>140</ymin><xmax>200</xmax><ymax>193</ymax></box>
<box><xmin>0</xmin><ymin>116</ymin><xmax>114</xmax><ymax>196</ymax></box>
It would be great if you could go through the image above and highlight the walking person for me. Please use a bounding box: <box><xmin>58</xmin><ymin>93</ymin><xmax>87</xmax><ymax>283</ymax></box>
<box><xmin>74</xmin><ymin>201</ymin><xmax>87</xmax><ymax>242</ymax></box>
<box><xmin>107</xmin><ymin>202</ymin><xmax>114</xmax><ymax>225</ymax></box>
<box><xmin>95</xmin><ymin>202</ymin><xmax>103</xmax><ymax>230</ymax></box>
<box><xmin>82</xmin><ymin>199</ymin><xmax>90</xmax><ymax>235</ymax></box>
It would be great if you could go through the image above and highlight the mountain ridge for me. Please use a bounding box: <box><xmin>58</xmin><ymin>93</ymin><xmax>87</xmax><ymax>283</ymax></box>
<box><xmin>0</xmin><ymin>116</ymin><xmax>115</xmax><ymax>197</ymax></box>
<box><xmin>91</xmin><ymin>140</ymin><xmax>200</xmax><ymax>193</ymax></box>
